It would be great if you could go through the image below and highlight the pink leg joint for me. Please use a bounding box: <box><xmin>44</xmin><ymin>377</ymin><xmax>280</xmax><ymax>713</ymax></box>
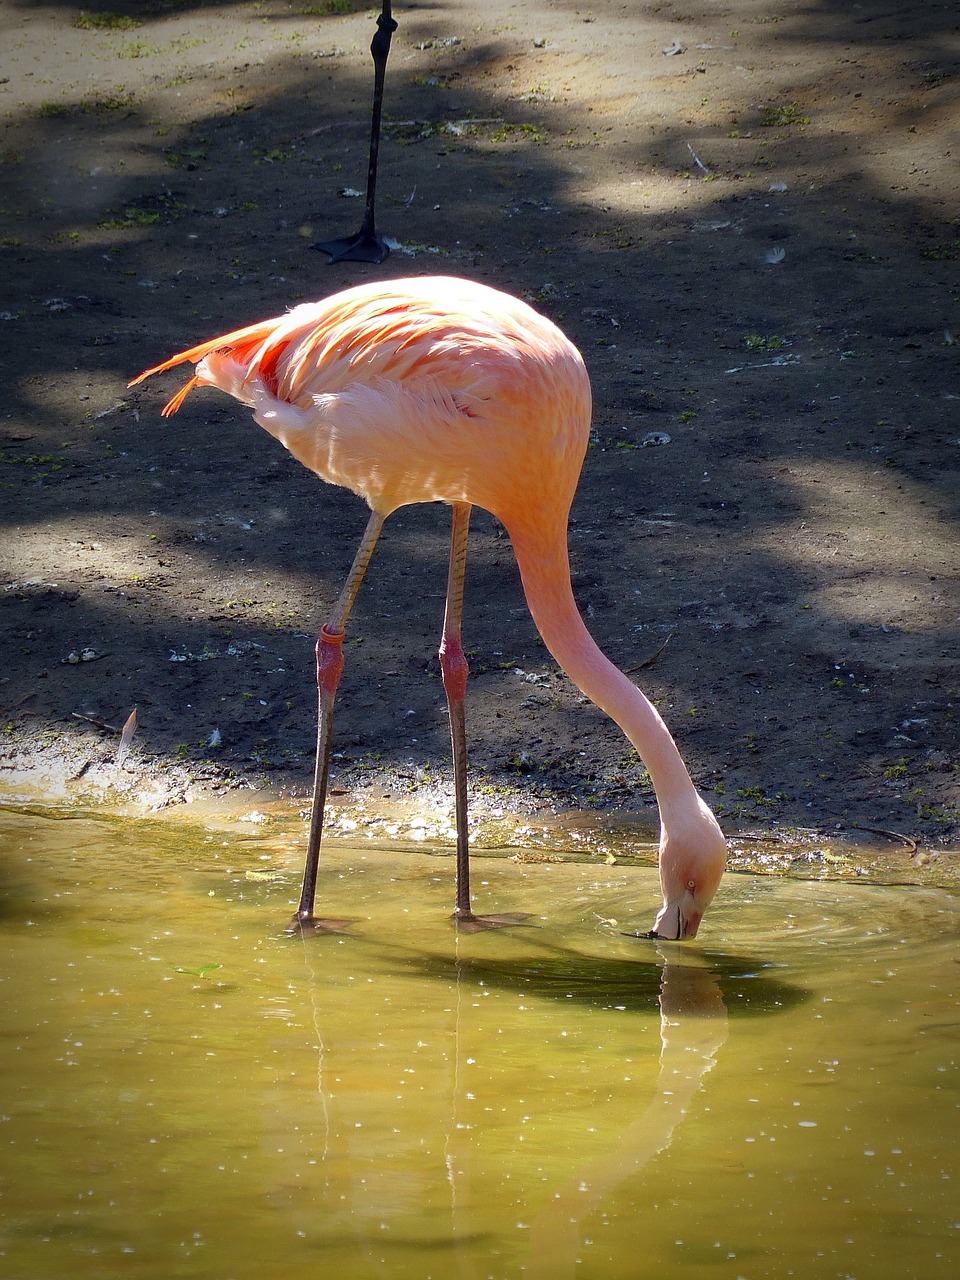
<box><xmin>316</xmin><ymin>624</ymin><xmax>345</xmax><ymax>697</ymax></box>
<box><xmin>439</xmin><ymin>635</ymin><xmax>469</xmax><ymax>706</ymax></box>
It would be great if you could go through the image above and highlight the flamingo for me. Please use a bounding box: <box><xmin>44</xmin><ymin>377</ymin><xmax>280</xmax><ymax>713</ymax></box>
<box><xmin>129</xmin><ymin>276</ymin><xmax>726</xmax><ymax>938</ymax></box>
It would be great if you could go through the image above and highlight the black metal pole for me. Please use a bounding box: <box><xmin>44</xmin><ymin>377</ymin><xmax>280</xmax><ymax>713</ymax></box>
<box><xmin>312</xmin><ymin>1</ymin><xmax>398</xmax><ymax>264</ymax></box>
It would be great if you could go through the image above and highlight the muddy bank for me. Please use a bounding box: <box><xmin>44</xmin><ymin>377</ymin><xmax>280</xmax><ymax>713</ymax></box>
<box><xmin>1</xmin><ymin>0</ymin><xmax>958</xmax><ymax>849</ymax></box>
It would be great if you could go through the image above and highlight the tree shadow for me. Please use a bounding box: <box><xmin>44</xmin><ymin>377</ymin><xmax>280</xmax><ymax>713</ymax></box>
<box><xmin>2</xmin><ymin>0</ymin><xmax>957</xmax><ymax>831</ymax></box>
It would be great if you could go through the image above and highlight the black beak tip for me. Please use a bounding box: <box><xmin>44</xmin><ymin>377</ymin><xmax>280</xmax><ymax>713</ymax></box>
<box><xmin>620</xmin><ymin>928</ymin><xmax>677</xmax><ymax>941</ymax></box>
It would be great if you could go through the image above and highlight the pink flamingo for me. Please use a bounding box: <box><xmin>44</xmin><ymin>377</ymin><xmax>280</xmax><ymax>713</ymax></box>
<box><xmin>130</xmin><ymin>276</ymin><xmax>726</xmax><ymax>938</ymax></box>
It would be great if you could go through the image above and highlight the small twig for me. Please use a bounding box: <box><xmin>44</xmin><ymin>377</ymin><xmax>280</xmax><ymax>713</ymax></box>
<box><xmin>72</xmin><ymin>711</ymin><xmax>120</xmax><ymax>733</ymax></box>
<box><xmin>626</xmin><ymin>632</ymin><xmax>674</xmax><ymax>674</ymax></box>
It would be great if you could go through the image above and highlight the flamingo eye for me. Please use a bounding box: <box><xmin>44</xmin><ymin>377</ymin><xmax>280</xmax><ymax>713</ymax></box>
<box><xmin>686</xmin><ymin>879</ymin><xmax>696</xmax><ymax>890</ymax></box>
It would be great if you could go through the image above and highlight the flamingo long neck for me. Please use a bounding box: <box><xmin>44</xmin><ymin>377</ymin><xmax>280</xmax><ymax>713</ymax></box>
<box><xmin>506</xmin><ymin>516</ymin><xmax>699</xmax><ymax>820</ymax></box>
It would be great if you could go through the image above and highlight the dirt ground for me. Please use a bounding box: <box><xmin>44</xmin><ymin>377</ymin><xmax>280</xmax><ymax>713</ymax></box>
<box><xmin>1</xmin><ymin>0</ymin><xmax>959</xmax><ymax>866</ymax></box>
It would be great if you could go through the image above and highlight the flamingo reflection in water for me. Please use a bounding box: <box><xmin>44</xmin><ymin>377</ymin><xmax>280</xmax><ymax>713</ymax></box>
<box><xmin>526</xmin><ymin>950</ymin><xmax>728</xmax><ymax>1277</ymax></box>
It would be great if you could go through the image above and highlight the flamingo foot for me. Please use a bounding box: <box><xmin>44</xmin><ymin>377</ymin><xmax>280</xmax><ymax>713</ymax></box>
<box><xmin>285</xmin><ymin>912</ymin><xmax>357</xmax><ymax>938</ymax></box>
<box><xmin>620</xmin><ymin>928</ymin><xmax>680</xmax><ymax>942</ymax></box>
<box><xmin>451</xmin><ymin>911</ymin><xmax>534</xmax><ymax>933</ymax></box>
<box><xmin>311</xmin><ymin>230</ymin><xmax>391</xmax><ymax>265</ymax></box>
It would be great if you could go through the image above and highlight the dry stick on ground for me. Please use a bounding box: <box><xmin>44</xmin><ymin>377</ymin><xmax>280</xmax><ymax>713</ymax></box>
<box><xmin>849</xmin><ymin>824</ymin><xmax>919</xmax><ymax>855</ymax></box>
<box><xmin>736</xmin><ymin>827</ymin><xmax>919</xmax><ymax>855</ymax></box>
<box><xmin>625</xmin><ymin>632</ymin><xmax>674</xmax><ymax>674</ymax></box>
<box><xmin>71</xmin><ymin>712</ymin><xmax>121</xmax><ymax>733</ymax></box>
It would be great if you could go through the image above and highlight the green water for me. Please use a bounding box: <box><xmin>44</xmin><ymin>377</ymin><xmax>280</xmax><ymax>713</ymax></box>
<box><xmin>0</xmin><ymin>808</ymin><xmax>957</xmax><ymax>1279</ymax></box>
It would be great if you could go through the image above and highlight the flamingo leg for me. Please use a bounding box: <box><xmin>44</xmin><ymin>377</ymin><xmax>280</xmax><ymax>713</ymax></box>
<box><xmin>311</xmin><ymin>1</ymin><xmax>397</xmax><ymax>264</ymax></box>
<box><xmin>289</xmin><ymin>510</ymin><xmax>386</xmax><ymax>934</ymax></box>
<box><xmin>440</xmin><ymin>503</ymin><xmax>531</xmax><ymax>933</ymax></box>
<box><xmin>439</xmin><ymin>503</ymin><xmax>473</xmax><ymax>922</ymax></box>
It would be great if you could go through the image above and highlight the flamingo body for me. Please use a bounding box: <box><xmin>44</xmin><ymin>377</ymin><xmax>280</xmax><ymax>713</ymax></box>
<box><xmin>131</xmin><ymin>276</ymin><xmax>726</xmax><ymax>938</ymax></box>
<box><xmin>140</xmin><ymin>277</ymin><xmax>589</xmax><ymax>524</ymax></box>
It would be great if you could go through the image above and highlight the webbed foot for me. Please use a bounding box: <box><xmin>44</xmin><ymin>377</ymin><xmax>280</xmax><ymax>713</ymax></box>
<box><xmin>452</xmin><ymin>911</ymin><xmax>533</xmax><ymax>933</ymax></box>
<box><xmin>285</xmin><ymin>913</ymin><xmax>356</xmax><ymax>938</ymax></box>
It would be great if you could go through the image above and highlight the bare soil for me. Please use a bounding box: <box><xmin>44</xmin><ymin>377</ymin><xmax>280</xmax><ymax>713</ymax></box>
<box><xmin>1</xmin><ymin>0</ymin><xmax>959</xmax><ymax>862</ymax></box>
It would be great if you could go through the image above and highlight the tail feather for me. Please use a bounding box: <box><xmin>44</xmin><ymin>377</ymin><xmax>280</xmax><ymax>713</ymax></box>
<box><xmin>127</xmin><ymin>314</ymin><xmax>285</xmax><ymax>414</ymax></box>
<box><xmin>160</xmin><ymin>375</ymin><xmax>200</xmax><ymax>418</ymax></box>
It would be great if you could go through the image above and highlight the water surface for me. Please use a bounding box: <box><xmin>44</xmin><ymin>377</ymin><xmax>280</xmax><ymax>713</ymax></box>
<box><xmin>1</xmin><ymin>808</ymin><xmax>957</xmax><ymax>1278</ymax></box>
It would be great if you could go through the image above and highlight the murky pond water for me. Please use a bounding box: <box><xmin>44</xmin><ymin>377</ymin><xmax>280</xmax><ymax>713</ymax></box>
<box><xmin>1</xmin><ymin>808</ymin><xmax>957</xmax><ymax>1279</ymax></box>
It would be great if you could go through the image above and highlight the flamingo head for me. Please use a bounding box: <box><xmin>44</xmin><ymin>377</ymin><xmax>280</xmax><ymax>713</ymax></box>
<box><xmin>649</xmin><ymin>800</ymin><xmax>727</xmax><ymax>941</ymax></box>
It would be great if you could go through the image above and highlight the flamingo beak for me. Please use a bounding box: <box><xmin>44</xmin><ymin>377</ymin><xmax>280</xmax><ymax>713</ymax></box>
<box><xmin>678</xmin><ymin>906</ymin><xmax>703</xmax><ymax>940</ymax></box>
<box><xmin>649</xmin><ymin>896</ymin><xmax>703</xmax><ymax>941</ymax></box>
